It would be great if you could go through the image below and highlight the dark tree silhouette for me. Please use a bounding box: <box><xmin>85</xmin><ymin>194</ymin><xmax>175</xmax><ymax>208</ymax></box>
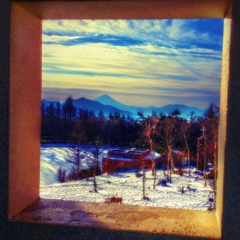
<box><xmin>62</xmin><ymin>95</ymin><xmax>77</xmax><ymax>140</ymax></box>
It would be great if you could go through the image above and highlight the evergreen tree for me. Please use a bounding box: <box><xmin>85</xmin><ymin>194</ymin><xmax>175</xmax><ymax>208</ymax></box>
<box><xmin>62</xmin><ymin>96</ymin><xmax>77</xmax><ymax>140</ymax></box>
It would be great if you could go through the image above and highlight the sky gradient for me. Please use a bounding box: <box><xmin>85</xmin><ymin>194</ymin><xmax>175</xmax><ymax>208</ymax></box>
<box><xmin>42</xmin><ymin>19</ymin><xmax>223</xmax><ymax>109</ymax></box>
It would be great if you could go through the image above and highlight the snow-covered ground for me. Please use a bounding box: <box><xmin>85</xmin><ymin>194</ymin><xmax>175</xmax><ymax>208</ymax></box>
<box><xmin>40</xmin><ymin>144</ymin><xmax>214</xmax><ymax>211</ymax></box>
<box><xmin>40</xmin><ymin>144</ymin><xmax>159</xmax><ymax>185</ymax></box>
<box><xmin>40</xmin><ymin>144</ymin><xmax>108</xmax><ymax>185</ymax></box>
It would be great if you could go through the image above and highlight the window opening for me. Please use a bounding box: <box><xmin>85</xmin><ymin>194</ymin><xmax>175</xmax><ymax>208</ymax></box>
<box><xmin>40</xmin><ymin>19</ymin><xmax>223</xmax><ymax>211</ymax></box>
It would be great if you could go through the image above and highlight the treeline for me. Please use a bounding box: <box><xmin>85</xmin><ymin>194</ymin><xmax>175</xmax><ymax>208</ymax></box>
<box><xmin>41</xmin><ymin>96</ymin><xmax>142</xmax><ymax>145</ymax></box>
<box><xmin>41</xmin><ymin>95</ymin><xmax>219</xmax><ymax>158</ymax></box>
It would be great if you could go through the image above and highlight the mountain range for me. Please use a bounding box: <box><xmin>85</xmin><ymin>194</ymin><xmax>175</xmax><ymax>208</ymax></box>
<box><xmin>42</xmin><ymin>94</ymin><xmax>205</xmax><ymax>119</ymax></box>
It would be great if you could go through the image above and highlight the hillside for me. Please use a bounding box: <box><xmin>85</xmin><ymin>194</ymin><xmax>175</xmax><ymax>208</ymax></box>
<box><xmin>40</xmin><ymin>145</ymin><xmax>214</xmax><ymax>210</ymax></box>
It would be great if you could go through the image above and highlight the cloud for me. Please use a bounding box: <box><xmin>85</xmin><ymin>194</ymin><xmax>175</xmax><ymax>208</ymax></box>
<box><xmin>42</xmin><ymin>19</ymin><xmax>223</xmax><ymax>109</ymax></box>
<box><xmin>43</xmin><ymin>19</ymin><xmax>223</xmax><ymax>49</ymax></box>
<box><xmin>43</xmin><ymin>33</ymin><xmax>145</xmax><ymax>47</ymax></box>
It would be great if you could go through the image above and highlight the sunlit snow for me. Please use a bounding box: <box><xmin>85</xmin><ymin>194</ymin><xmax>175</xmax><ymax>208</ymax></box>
<box><xmin>40</xmin><ymin>144</ymin><xmax>214</xmax><ymax>211</ymax></box>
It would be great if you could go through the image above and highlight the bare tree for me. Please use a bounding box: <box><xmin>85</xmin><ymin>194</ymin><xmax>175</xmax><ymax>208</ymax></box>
<box><xmin>56</xmin><ymin>166</ymin><xmax>67</xmax><ymax>183</ymax></box>
<box><xmin>180</xmin><ymin>120</ymin><xmax>191</xmax><ymax>176</ymax></box>
<box><xmin>85</xmin><ymin>142</ymin><xmax>104</xmax><ymax>192</ymax></box>
<box><xmin>65</xmin><ymin>143</ymin><xmax>86</xmax><ymax>177</ymax></box>
<box><xmin>65</xmin><ymin>117</ymin><xmax>86</xmax><ymax>177</ymax></box>
<box><xmin>204</xmin><ymin>103</ymin><xmax>219</xmax><ymax>209</ymax></box>
<box><xmin>160</xmin><ymin>112</ymin><xmax>180</xmax><ymax>183</ymax></box>
<box><xmin>138</xmin><ymin>113</ymin><xmax>160</xmax><ymax>189</ymax></box>
<box><xmin>138</xmin><ymin>153</ymin><xmax>148</xmax><ymax>200</ymax></box>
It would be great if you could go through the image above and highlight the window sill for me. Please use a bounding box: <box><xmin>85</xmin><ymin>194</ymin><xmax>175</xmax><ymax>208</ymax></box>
<box><xmin>10</xmin><ymin>198</ymin><xmax>220</xmax><ymax>239</ymax></box>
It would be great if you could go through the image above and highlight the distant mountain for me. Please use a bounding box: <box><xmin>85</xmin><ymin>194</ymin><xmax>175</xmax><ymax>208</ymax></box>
<box><xmin>42</xmin><ymin>99</ymin><xmax>61</xmax><ymax>107</ymax></box>
<box><xmin>94</xmin><ymin>95</ymin><xmax>146</xmax><ymax>114</ymax></box>
<box><xmin>73</xmin><ymin>97</ymin><xmax>133</xmax><ymax>117</ymax></box>
<box><xmin>149</xmin><ymin>104</ymin><xmax>205</xmax><ymax>118</ymax></box>
<box><xmin>42</xmin><ymin>95</ymin><xmax>205</xmax><ymax>119</ymax></box>
<box><xmin>94</xmin><ymin>95</ymin><xmax>129</xmax><ymax>111</ymax></box>
<box><xmin>42</xmin><ymin>97</ymin><xmax>135</xmax><ymax>117</ymax></box>
<box><xmin>94</xmin><ymin>94</ymin><xmax>204</xmax><ymax>118</ymax></box>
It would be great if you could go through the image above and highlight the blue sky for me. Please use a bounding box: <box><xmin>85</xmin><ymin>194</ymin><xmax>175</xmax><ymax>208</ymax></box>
<box><xmin>42</xmin><ymin>19</ymin><xmax>223</xmax><ymax>109</ymax></box>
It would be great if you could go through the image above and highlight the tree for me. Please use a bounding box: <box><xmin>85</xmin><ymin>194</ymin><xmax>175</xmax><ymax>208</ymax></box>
<box><xmin>85</xmin><ymin>142</ymin><xmax>103</xmax><ymax>192</ymax></box>
<box><xmin>62</xmin><ymin>96</ymin><xmax>77</xmax><ymax>140</ymax></box>
<box><xmin>55</xmin><ymin>102</ymin><xmax>63</xmax><ymax>140</ymax></box>
<box><xmin>97</xmin><ymin>110</ymin><xmax>107</xmax><ymax>143</ymax></box>
<box><xmin>180</xmin><ymin>120</ymin><xmax>191</xmax><ymax>175</ymax></box>
<box><xmin>41</xmin><ymin>101</ymin><xmax>47</xmax><ymax>140</ymax></box>
<box><xmin>65</xmin><ymin>143</ymin><xmax>85</xmax><ymax>176</ymax></box>
<box><xmin>160</xmin><ymin>111</ymin><xmax>181</xmax><ymax>183</ymax></box>
<box><xmin>106</xmin><ymin>111</ymin><xmax>121</xmax><ymax>145</ymax></box>
<box><xmin>45</xmin><ymin>102</ymin><xmax>56</xmax><ymax>140</ymax></box>
<box><xmin>56</xmin><ymin>166</ymin><xmax>67</xmax><ymax>183</ymax></box>
<box><xmin>136</xmin><ymin>153</ymin><xmax>148</xmax><ymax>200</ymax></box>
<box><xmin>65</xmin><ymin>117</ymin><xmax>86</xmax><ymax>176</ymax></box>
<box><xmin>138</xmin><ymin>112</ymin><xmax>160</xmax><ymax>189</ymax></box>
<box><xmin>187</xmin><ymin>110</ymin><xmax>197</xmax><ymax>124</ymax></box>
<box><xmin>41</xmin><ymin>100</ymin><xmax>64</xmax><ymax>142</ymax></box>
<box><xmin>204</xmin><ymin>103</ymin><xmax>219</xmax><ymax>209</ymax></box>
<box><xmin>125</xmin><ymin>115</ymin><xmax>142</xmax><ymax>146</ymax></box>
<box><xmin>187</xmin><ymin>118</ymin><xmax>202</xmax><ymax>157</ymax></box>
<box><xmin>196</xmin><ymin>127</ymin><xmax>206</xmax><ymax>172</ymax></box>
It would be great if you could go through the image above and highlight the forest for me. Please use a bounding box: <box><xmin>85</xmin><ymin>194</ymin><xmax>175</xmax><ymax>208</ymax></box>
<box><xmin>41</xmin><ymin>95</ymin><xmax>219</xmax><ymax>161</ymax></box>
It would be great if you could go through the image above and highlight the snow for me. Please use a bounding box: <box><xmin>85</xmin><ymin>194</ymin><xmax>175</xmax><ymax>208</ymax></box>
<box><xmin>145</xmin><ymin>152</ymin><xmax>161</xmax><ymax>159</ymax></box>
<box><xmin>40</xmin><ymin>144</ymin><xmax>214</xmax><ymax>211</ymax></box>
<box><xmin>105</xmin><ymin>152</ymin><xmax>160</xmax><ymax>161</ymax></box>
<box><xmin>41</xmin><ymin>146</ymin><xmax>72</xmax><ymax>185</ymax></box>
<box><xmin>106</xmin><ymin>157</ymin><xmax>134</xmax><ymax>161</ymax></box>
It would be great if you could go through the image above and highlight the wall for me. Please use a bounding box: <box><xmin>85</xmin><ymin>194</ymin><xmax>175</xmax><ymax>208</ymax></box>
<box><xmin>9</xmin><ymin>3</ymin><xmax>41</xmax><ymax>217</ymax></box>
<box><xmin>217</xmin><ymin>1</ymin><xmax>240</xmax><ymax>237</ymax></box>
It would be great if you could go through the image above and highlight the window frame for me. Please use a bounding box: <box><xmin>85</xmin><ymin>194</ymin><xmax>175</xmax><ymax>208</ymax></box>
<box><xmin>2</xmin><ymin>0</ymin><xmax>239</xmax><ymax>239</ymax></box>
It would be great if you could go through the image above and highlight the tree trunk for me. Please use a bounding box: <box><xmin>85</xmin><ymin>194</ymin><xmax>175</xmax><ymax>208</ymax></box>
<box><xmin>181</xmin><ymin>122</ymin><xmax>191</xmax><ymax>176</ymax></box>
<box><xmin>140</xmin><ymin>154</ymin><xmax>146</xmax><ymax>199</ymax></box>
<box><xmin>197</xmin><ymin>139</ymin><xmax>199</xmax><ymax>170</ymax></box>
<box><xmin>93</xmin><ymin>167</ymin><xmax>97</xmax><ymax>192</ymax></box>
<box><xmin>188</xmin><ymin>151</ymin><xmax>190</xmax><ymax>176</ymax></box>
<box><xmin>153</xmin><ymin>166</ymin><xmax>156</xmax><ymax>189</ymax></box>
<box><xmin>170</xmin><ymin>155</ymin><xmax>174</xmax><ymax>171</ymax></box>
<box><xmin>77</xmin><ymin>142</ymin><xmax>80</xmax><ymax>173</ymax></box>
<box><xmin>142</xmin><ymin>168</ymin><xmax>146</xmax><ymax>199</ymax></box>
<box><xmin>167</xmin><ymin>153</ymin><xmax>170</xmax><ymax>182</ymax></box>
<box><xmin>204</xmin><ymin>137</ymin><xmax>207</xmax><ymax>187</ymax></box>
<box><xmin>183</xmin><ymin>136</ymin><xmax>190</xmax><ymax>176</ymax></box>
<box><xmin>152</xmin><ymin>153</ymin><xmax>157</xmax><ymax>189</ymax></box>
<box><xmin>167</xmin><ymin>149</ymin><xmax>172</xmax><ymax>183</ymax></box>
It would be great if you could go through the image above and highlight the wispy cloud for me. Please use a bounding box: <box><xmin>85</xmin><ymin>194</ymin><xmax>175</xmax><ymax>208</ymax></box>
<box><xmin>42</xmin><ymin>19</ymin><xmax>223</xmax><ymax>109</ymax></box>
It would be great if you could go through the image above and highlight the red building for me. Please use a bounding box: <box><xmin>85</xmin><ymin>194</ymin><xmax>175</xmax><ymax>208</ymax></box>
<box><xmin>102</xmin><ymin>148</ymin><xmax>161</xmax><ymax>174</ymax></box>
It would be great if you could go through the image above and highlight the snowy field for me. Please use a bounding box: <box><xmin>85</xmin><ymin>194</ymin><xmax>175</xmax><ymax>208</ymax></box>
<box><xmin>40</xmin><ymin>144</ymin><xmax>214</xmax><ymax>211</ymax></box>
<box><xmin>40</xmin><ymin>144</ymin><xmax>109</xmax><ymax>185</ymax></box>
